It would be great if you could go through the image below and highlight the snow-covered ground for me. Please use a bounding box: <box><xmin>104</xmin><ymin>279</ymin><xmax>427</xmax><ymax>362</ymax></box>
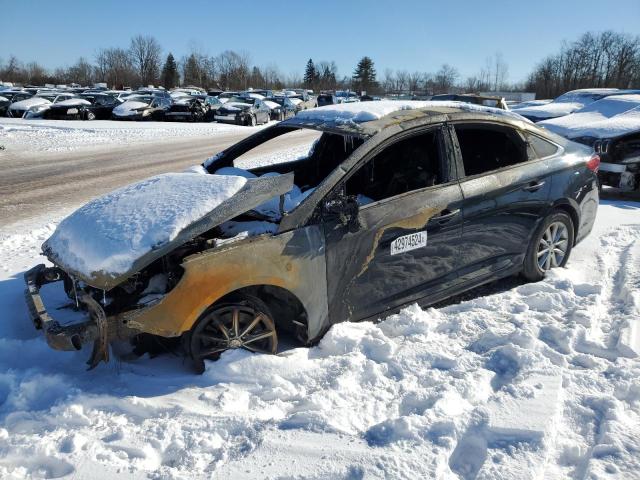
<box><xmin>0</xmin><ymin>118</ymin><xmax>267</xmax><ymax>153</ymax></box>
<box><xmin>1</xmin><ymin>196</ymin><xmax>639</xmax><ymax>479</ymax></box>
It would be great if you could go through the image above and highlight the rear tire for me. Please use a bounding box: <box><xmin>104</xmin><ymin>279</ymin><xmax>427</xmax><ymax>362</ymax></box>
<box><xmin>187</xmin><ymin>295</ymin><xmax>277</xmax><ymax>374</ymax></box>
<box><xmin>522</xmin><ymin>211</ymin><xmax>574</xmax><ymax>282</ymax></box>
<box><xmin>85</xmin><ymin>111</ymin><xmax>96</xmax><ymax>121</ymax></box>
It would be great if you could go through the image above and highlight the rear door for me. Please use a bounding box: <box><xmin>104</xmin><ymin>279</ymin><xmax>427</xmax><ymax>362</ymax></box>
<box><xmin>449</xmin><ymin>122</ymin><xmax>553</xmax><ymax>282</ymax></box>
<box><xmin>322</xmin><ymin>125</ymin><xmax>465</xmax><ymax>323</ymax></box>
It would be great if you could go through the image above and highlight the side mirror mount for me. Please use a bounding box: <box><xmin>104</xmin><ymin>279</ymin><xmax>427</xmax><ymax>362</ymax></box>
<box><xmin>323</xmin><ymin>194</ymin><xmax>360</xmax><ymax>232</ymax></box>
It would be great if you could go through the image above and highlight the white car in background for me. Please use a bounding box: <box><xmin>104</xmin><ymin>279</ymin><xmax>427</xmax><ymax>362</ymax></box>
<box><xmin>512</xmin><ymin>88</ymin><xmax>635</xmax><ymax>122</ymax></box>
<box><xmin>8</xmin><ymin>92</ymin><xmax>76</xmax><ymax>118</ymax></box>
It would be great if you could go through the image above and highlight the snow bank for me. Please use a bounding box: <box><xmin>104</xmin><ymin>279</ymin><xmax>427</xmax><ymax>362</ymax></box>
<box><xmin>0</xmin><ymin>202</ymin><xmax>640</xmax><ymax>478</ymax></box>
<box><xmin>0</xmin><ymin>118</ymin><xmax>265</xmax><ymax>153</ymax></box>
<box><xmin>539</xmin><ymin>94</ymin><xmax>640</xmax><ymax>139</ymax></box>
<box><xmin>44</xmin><ymin>173</ymin><xmax>247</xmax><ymax>277</ymax></box>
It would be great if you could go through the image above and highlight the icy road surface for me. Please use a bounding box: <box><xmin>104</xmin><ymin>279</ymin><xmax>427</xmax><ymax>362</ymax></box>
<box><xmin>0</xmin><ymin>119</ymin><xmax>319</xmax><ymax>226</ymax></box>
<box><xmin>0</xmin><ymin>200</ymin><xmax>639</xmax><ymax>479</ymax></box>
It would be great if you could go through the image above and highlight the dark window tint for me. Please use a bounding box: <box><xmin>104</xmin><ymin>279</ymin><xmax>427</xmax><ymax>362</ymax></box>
<box><xmin>527</xmin><ymin>133</ymin><xmax>559</xmax><ymax>158</ymax></box>
<box><xmin>346</xmin><ymin>130</ymin><xmax>443</xmax><ymax>202</ymax></box>
<box><xmin>454</xmin><ymin>125</ymin><xmax>527</xmax><ymax>176</ymax></box>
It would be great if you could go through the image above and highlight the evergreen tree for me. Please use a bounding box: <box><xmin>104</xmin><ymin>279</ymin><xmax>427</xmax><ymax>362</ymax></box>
<box><xmin>182</xmin><ymin>54</ymin><xmax>200</xmax><ymax>86</ymax></box>
<box><xmin>161</xmin><ymin>53</ymin><xmax>179</xmax><ymax>88</ymax></box>
<box><xmin>352</xmin><ymin>56</ymin><xmax>377</xmax><ymax>94</ymax></box>
<box><xmin>303</xmin><ymin>59</ymin><xmax>316</xmax><ymax>88</ymax></box>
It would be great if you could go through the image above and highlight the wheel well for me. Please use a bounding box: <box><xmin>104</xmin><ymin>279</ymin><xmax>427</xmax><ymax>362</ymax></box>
<box><xmin>552</xmin><ymin>204</ymin><xmax>579</xmax><ymax>244</ymax></box>
<box><xmin>215</xmin><ymin>285</ymin><xmax>309</xmax><ymax>342</ymax></box>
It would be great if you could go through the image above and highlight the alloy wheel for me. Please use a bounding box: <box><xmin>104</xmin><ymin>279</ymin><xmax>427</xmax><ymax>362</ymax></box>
<box><xmin>537</xmin><ymin>221</ymin><xmax>569</xmax><ymax>271</ymax></box>
<box><xmin>190</xmin><ymin>303</ymin><xmax>277</xmax><ymax>369</ymax></box>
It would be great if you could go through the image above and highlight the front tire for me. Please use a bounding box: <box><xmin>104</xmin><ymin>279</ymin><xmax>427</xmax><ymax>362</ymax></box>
<box><xmin>522</xmin><ymin>211</ymin><xmax>574</xmax><ymax>281</ymax></box>
<box><xmin>188</xmin><ymin>295</ymin><xmax>277</xmax><ymax>374</ymax></box>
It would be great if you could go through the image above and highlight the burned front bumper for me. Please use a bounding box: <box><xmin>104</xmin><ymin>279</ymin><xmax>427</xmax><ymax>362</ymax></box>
<box><xmin>24</xmin><ymin>264</ymin><xmax>109</xmax><ymax>369</ymax></box>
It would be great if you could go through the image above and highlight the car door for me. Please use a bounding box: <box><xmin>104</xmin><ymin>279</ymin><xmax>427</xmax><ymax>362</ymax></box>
<box><xmin>322</xmin><ymin>125</ymin><xmax>465</xmax><ymax>324</ymax></box>
<box><xmin>449</xmin><ymin>122</ymin><xmax>553</xmax><ymax>283</ymax></box>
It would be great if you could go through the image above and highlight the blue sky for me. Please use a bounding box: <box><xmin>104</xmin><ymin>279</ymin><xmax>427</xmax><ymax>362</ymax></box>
<box><xmin>1</xmin><ymin>0</ymin><xmax>639</xmax><ymax>83</ymax></box>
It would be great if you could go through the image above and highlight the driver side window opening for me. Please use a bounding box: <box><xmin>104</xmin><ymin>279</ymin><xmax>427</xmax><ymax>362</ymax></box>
<box><xmin>454</xmin><ymin>124</ymin><xmax>528</xmax><ymax>177</ymax></box>
<box><xmin>345</xmin><ymin>129</ymin><xmax>444</xmax><ymax>204</ymax></box>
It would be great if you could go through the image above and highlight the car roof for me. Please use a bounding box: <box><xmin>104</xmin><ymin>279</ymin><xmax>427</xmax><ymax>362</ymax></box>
<box><xmin>282</xmin><ymin>100</ymin><xmax>532</xmax><ymax>136</ymax></box>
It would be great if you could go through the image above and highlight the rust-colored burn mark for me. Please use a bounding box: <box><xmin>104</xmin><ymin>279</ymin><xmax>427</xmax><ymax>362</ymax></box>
<box><xmin>121</xmin><ymin>236</ymin><xmax>302</xmax><ymax>337</ymax></box>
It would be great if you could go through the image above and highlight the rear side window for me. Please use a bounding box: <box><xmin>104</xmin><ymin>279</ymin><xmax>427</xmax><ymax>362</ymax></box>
<box><xmin>526</xmin><ymin>133</ymin><xmax>559</xmax><ymax>158</ymax></box>
<box><xmin>345</xmin><ymin>130</ymin><xmax>443</xmax><ymax>203</ymax></box>
<box><xmin>454</xmin><ymin>124</ymin><xmax>528</xmax><ymax>176</ymax></box>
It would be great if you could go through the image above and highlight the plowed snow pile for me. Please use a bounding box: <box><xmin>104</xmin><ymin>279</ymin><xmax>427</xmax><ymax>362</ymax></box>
<box><xmin>0</xmin><ymin>201</ymin><xmax>639</xmax><ymax>479</ymax></box>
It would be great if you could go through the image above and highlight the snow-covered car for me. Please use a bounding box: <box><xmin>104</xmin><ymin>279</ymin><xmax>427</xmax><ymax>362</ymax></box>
<box><xmin>213</xmin><ymin>95</ymin><xmax>271</xmax><ymax>126</ymax></box>
<box><xmin>317</xmin><ymin>93</ymin><xmax>337</xmax><ymax>107</ymax></box>
<box><xmin>111</xmin><ymin>93</ymin><xmax>171</xmax><ymax>120</ymax></box>
<box><xmin>539</xmin><ymin>94</ymin><xmax>640</xmax><ymax>191</ymax></box>
<box><xmin>0</xmin><ymin>90</ymin><xmax>33</xmax><ymax>115</ymax></box>
<box><xmin>264</xmin><ymin>95</ymin><xmax>297</xmax><ymax>120</ymax></box>
<box><xmin>286</xmin><ymin>89</ymin><xmax>317</xmax><ymax>109</ymax></box>
<box><xmin>512</xmin><ymin>88</ymin><xmax>640</xmax><ymax>122</ymax></box>
<box><xmin>430</xmin><ymin>94</ymin><xmax>509</xmax><ymax>110</ymax></box>
<box><xmin>165</xmin><ymin>95</ymin><xmax>221</xmax><ymax>122</ymax></box>
<box><xmin>24</xmin><ymin>101</ymin><xmax>599</xmax><ymax>372</ymax></box>
<box><xmin>43</xmin><ymin>93</ymin><xmax>118</xmax><ymax>120</ymax></box>
<box><xmin>7</xmin><ymin>92</ymin><xmax>76</xmax><ymax>118</ymax></box>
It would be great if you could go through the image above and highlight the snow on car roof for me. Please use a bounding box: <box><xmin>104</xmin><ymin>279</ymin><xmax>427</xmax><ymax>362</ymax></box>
<box><xmin>291</xmin><ymin>100</ymin><xmax>526</xmax><ymax>125</ymax></box>
<box><xmin>54</xmin><ymin>98</ymin><xmax>92</xmax><ymax>107</ymax></box>
<box><xmin>539</xmin><ymin>94</ymin><xmax>640</xmax><ymax>139</ymax></box>
<box><xmin>44</xmin><ymin>173</ymin><xmax>247</xmax><ymax>279</ymax></box>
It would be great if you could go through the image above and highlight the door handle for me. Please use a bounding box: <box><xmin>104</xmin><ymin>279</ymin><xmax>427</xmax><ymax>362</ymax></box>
<box><xmin>523</xmin><ymin>180</ymin><xmax>546</xmax><ymax>192</ymax></box>
<box><xmin>432</xmin><ymin>208</ymin><xmax>460</xmax><ymax>224</ymax></box>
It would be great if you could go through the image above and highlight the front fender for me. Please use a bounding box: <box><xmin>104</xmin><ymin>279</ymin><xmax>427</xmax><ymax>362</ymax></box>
<box><xmin>123</xmin><ymin>225</ymin><xmax>329</xmax><ymax>340</ymax></box>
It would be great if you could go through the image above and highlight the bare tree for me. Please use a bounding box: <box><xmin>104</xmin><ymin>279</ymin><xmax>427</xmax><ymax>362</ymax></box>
<box><xmin>433</xmin><ymin>64</ymin><xmax>458</xmax><ymax>94</ymax></box>
<box><xmin>129</xmin><ymin>35</ymin><xmax>162</xmax><ymax>87</ymax></box>
<box><xmin>408</xmin><ymin>71</ymin><xmax>423</xmax><ymax>93</ymax></box>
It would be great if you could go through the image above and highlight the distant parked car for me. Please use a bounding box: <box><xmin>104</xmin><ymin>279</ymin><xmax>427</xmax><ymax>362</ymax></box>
<box><xmin>112</xmin><ymin>93</ymin><xmax>171</xmax><ymax>120</ymax></box>
<box><xmin>213</xmin><ymin>95</ymin><xmax>271</xmax><ymax>126</ymax></box>
<box><xmin>43</xmin><ymin>93</ymin><xmax>118</xmax><ymax>120</ymax></box>
<box><xmin>335</xmin><ymin>91</ymin><xmax>359</xmax><ymax>103</ymax></box>
<box><xmin>218</xmin><ymin>91</ymin><xmax>240</xmax><ymax>103</ymax></box>
<box><xmin>287</xmin><ymin>90</ymin><xmax>317</xmax><ymax>109</ymax></box>
<box><xmin>264</xmin><ymin>96</ymin><xmax>297</xmax><ymax>121</ymax></box>
<box><xmin>317</xmin><ymin>93</ymin><xmax>337</xmax><ymax>107</ymax></box>
<box><xmin>430</xmin><ymin>94</ymin><xmax>509</xmax><ymax>110</ymax></box>
<box><xmin>165</xmin><ymin>95</ymin><xmax>222</xmax><ymax>122</ymax></box>
<box><xmin>8</xmin><ymin>92</ymin><xmax>76</xmax><ymax>118</ymax></box>
<box><xmin>1</xmin><ymin>91</ymin><xmax>33</xmax><ymax>116</ymax></box>
<box><xmin>511</xmin><ymin>89</ymin><xmax>640</xmax><ymax>122</ymax></box>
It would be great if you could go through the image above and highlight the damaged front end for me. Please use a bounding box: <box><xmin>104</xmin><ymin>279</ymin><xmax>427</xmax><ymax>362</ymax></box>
<box><xmin>24</xmin><ymin>171</ymin><xmax>301</xmax><ymax>369</ymax></box>
<box><xmin>25</xmin><ymin>265</ymin><xmax>110</xmax><ymax>369</ymax></box>
<box><xmin>593</xmin><ymin>133</ymin><xmax>640</xmax><ymax>191</ymax></box>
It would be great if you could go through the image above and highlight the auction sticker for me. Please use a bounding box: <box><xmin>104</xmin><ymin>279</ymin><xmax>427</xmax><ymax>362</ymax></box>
<box><xmin>390</xmin><ymin>231</ymin><xmax>427</xmax><ymax>255</ymax></box>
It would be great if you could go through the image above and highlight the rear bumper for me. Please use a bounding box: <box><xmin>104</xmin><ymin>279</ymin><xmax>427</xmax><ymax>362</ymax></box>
<box><xmin>24</xmin><ymin>264</ymin><xmax>109</xmax><ymax>368</ymax></box>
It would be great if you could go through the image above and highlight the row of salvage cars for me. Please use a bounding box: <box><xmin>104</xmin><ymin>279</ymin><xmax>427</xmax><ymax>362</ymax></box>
<box><xmin>0</xmin><ymin>86</ymin><xmax>318</xmax><ymax>125</ymax></box>
<box><xmin>511</xmin><ymin>88</ymin><xmax>640</xmax><ymax>192</ymax></box>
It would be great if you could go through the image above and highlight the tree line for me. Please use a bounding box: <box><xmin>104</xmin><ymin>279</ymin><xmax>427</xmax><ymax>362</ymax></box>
<box><xmin>1</xmin><ymin>31</ymin><xmax>639</xmax><ymax>98</ymax></box>
<box><xmin>525</xmin><ymin>31</ymin><xmax>640</xmax><ymax>98</ymax></box>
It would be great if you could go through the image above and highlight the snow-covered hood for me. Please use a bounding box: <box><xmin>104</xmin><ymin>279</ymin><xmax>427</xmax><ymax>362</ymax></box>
<box><xmin>9</xmin><ymin>97</ymin><xmax>52</xmax><ymax>110</ymax></box>
<box><xmin>264</xmin><ymin>100</ymin><xmax>280</xmax><ymax>110</ymax></box>
<box><xmin>514</xmin><ymin>102</ymin><xmax>584</xmax><ymax>120</ymax></box>
<box><xmin>53</xmin><ymin>98</ymin><xmax>92</xmax><ymax>107</ymax></box>
<box><xmin>43</xmin><ymin>171</ymin><xmax>294</xmax><ymax>289</ymax></box>
<box><xmin>222</xmin><ymin>102</ymin><xmax>251</xmax><ymax>111</ymax></box>
<box><xmin>113</xmin><ymin>100</ymin><xmax>150</xmax><ymax>115</ymax></box>
<box><xmin>0</xmin><ymin>96</ymin><xmax>8</xmax><ymax>102</ymax></box>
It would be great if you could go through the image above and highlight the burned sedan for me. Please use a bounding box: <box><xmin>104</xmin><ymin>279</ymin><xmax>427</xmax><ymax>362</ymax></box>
<box><xmin>25</xmin><ymin>101</ymin><xmax>599</xmax><ymax>372</ymax></box>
